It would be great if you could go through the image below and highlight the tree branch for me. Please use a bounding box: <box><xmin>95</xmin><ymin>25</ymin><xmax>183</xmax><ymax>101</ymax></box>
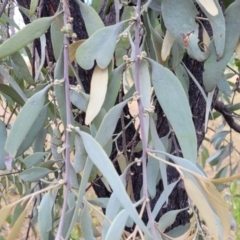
<box><xmin>214</xmin><ymin>100</ymin><xmax>240</xmax><ymax>133</ymax></box>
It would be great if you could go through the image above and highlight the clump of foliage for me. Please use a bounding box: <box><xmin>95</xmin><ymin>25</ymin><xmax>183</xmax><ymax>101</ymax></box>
<box><xmin>0</xmin><ymin>0</ymin><xmax>240</xmax><ymax>239</ymax></box>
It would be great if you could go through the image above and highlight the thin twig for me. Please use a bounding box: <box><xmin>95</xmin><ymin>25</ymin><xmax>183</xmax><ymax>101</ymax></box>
<box><xmin>133</xmin><ymin>1</ymin><xmax>157</xmax><ymax>238</ymax></box>
<box><xmin>55</xmin><ymin>1</ymin><xmax>72</xmax><ymax>239</ymax></box>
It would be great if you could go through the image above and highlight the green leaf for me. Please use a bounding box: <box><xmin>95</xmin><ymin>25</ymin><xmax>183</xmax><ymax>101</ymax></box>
<box><xmin>105</xmin><ymin>210</ymin><xmax>128</xmax><ymax>240</ymax></box>
<box><xmin>11</xmin><ymin>52</ymin><xmax>35</xmax><ymax>85</ymax></box>
<box><xmin>217</xmin><ymin>75</ymin><xmax>232</xmax><ymax>97</ymax></box>
<box><xmin>0</xmin><ymin>15</ymin><xmax>57</xmax><ymax>59</ymax></box>
<box><xmin>0</xmin><ymin>205</ymin><xmax>14</xmax><ymax>227</ymax></box>
<box><xmin>0</xmin><ymin>66</ymin><xmax>27</xmax><ymax>103</ymax></box>
<box><xmin>76</xmin><ymin>0</ymin><xmax>104</xmax><ymax>36</ymax></box>
<box><xmin>62</xmin><ymin>206</ymin><xmax>76</xmax><ymax>238</ymax></box>
<box><xmin>50</xmin><ymin>13</ymin><xmax>64</xmax><ymax>59</ymax></box>
<box><xmin>148</xmin><ymin>58</ymin><xmax>197</xmax><ymax>162</ymax></box>
<box><xmin>196</xmin><ymin>0</ymin><xmax>225</xmax><ymax>58</ymax></box>
<box><xmin>0</xmin><ymin>83</ymin><xmax>25</xmax><ymax>106</ymax></box>
<box><xmin>175</xmin><ymin>64</ymin><xmax>189</xmax><ymax>97</ymax></box>
<box><xmin>76</xmin><ymin>20</ymin><xmax>128</xmax><ymax>70</ymax></box>
<box><xmin>70</xmin><ymin>90</ymin><xmax>89</xmax><ymax>112</ymax></box>
<box><xmin>5</xmin><ymin>85</ymin><xmax>51</xmax><ymax>157</ymax></box>
<box><xmin>103</xmin><ymin>63</ymin><xmax>125</xmax><ymax>111</ymax></box>
<box><xmin>16</xmin><ymin>105</ymin><xmax>48</xmax><ymax>157</ymax></box>
<box><xmin>162</xmin><ymin>0</ymin><xmax>209</xmax><ymax>61</ymax></box>
<box><xmin>76</xmin><ymin>130</ymin><xmax>151</xmax><ymax>237</ymax></box>
<box><xmin>29</xmin><ymin>0</ymin><xmax>39</xmax><ymax>16</ymax></box>
<box><xmin>19</xmin><ymin>167</ymin><xmax>52</xmax><ymax>182</ymax></box>
<box><xmin>73</xmin><ymin>133</ymin><xmax>87</xmax><ymax>172</ymax></box>
<box><xmin>69</xmin><ymin>163</ymin><xmax>79</xmax><ymax>188</ymax></box>
<box><xmin>203</xmin><ymin>0</ymin><xmax>240</xmax><ymax>91</ymax></box>
<box><xmin>38</xmin><ymin>192</ymin><xmax>55</xmax><ymax>239</ymax></box>
<box><xmin>21</xmin><ymin>152</ymin><xmax>47</xmax><ymax>168</ymax></box>
<box><xmin>0</xmin><ymin>120</ymin><xmax>7</xmax><ymax>170</ymax></box>
<box><xmin>80</xmin><ymin>205</ymin><xmax>95</xmax><ymax>240</ymax></box>
<box><xmin>33</xmin><ymin>127</ymin><xmax>48</xmax><ymax>152</ymax></box>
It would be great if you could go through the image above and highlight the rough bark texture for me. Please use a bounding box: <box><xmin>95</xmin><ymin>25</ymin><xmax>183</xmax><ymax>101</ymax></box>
<box><xmin>15</xmin><ymin>0</ymin><xmax>221</xmax><ymax>232</ymax></box>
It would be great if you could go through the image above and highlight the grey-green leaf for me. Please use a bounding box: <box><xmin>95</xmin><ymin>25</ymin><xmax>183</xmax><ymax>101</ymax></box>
<box><xmin>203</xmin><ymin>1</ymin><xmax>240</xmax><ymax>92</ymax></box>
<box><xmin>175</xmin><ymin>64</ymin><xmax>189</xmax><ymax>97</ymax></box>
<box><xmin>77</xmin><ymin>130</ymin><xmax>151</xmax><ymax>237</ymax></box>
<box><xmin>21</xmin><ymin>152</ymin><xmax>47</xmax><ymax>168</ymax></box>
<box><xmin>5</xmin><ymin>84</ymin><xmax>51</xmax><ymax>157</ymax></box>
<box><xmin>38</xmin><ymin>192</ymin><xmax>54</xmax><ymax>239</ymax></box>
<box><xmin>76</xmin><ymin>0</ymin><xmax>104</xmax><ymax>36</ymax></box>
<box><xmin>76</xmin><ymin>21</ymin><xmax>128</xmax><ymax>70</ymax></box>
<box><xmin>148</xmin><ymin>58</ymin><xmax>197</xmax><ymax>162</ymax></box>
<box><xmin>0</xmin><ymin>120</ymin><xmax>7</xmax><ymax>170</ymax></box>
<box><xmin>0</xmin><ymin>15</ymin><xmax>57</xmax><ymax>59</ymax></box>
<box><xmin>19</xmin><ymin>167</ymin><xmax>51</xmax><ymax>182</ymax></box>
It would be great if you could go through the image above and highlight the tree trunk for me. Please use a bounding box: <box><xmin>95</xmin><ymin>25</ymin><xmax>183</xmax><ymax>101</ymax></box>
<box><xmin>16</xmin><ymin>0</ymin><xmax>220</xmax><ymax>231</ymax></box>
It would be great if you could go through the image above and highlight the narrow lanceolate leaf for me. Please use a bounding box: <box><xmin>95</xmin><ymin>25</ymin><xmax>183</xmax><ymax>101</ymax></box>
<box><xmin>0</xmin><ymin>15</ymin><xmax>57</xmax><ymax>59</ymax></box>
<box><xmin>5</xmin><ymin>84</ymin><xmax>51</xmax><ymax>157</ymax></box>
<box><xmin>183</xmin><ymin>176</ymin><xmax>219</xmax><ymax>240</ymax></box>
<box><xmin>85</xmin><ymin>66</ymin><xmax>108</xmax><ymax>125</ymax></box>
<box><xmin>76</xmin><ymin>0</ymin><xmax>104</xmax><ymax>36</ymax></box>
<box><xmin>161</xmin><ymin>30</ymin><xmax>175</xmax><ymax>61</ymax></box>
<box><xmin>0</xmin><ymin>120</ymin><xmax>7</xmax><ymax>170</ymax></box>
<box><xmin>7</xmin><ymin>207</ymin><xmax>28</xmax><ymax>240</ymax></box>
<box><xmin>21</xmin><ymin>152</ymin><xmax>47</xmax><ymax>168</ymax></box>
<box><xmin>76</xmin><ymin>130</ymin><xmax>151</xmax><ymax>238</ymax></box>
<box><xmin>76</xmin><ymin>20</ymin><xmax>128</xmax><ymax>70</ymax></box>
<box><xmin>80</xmin><ymin>205</ymin><xmax>95</xmax><ymax>240</ymax></box>
<box><xmin>175</xmin><ymin>64</ymin><xmax>189</xmax><ymax>96</ymax></box>
<box><xmin>29</xmin><ymin>0</ymin><xmax>39</xmax><ymax>16</ymax></box>
<box><xmin>0</xmin><ymin>205</ymin><xmax>14</xmax><ymax>227</ymax></box>
<box><xmin>148</xmin><ymin>58</ymin><xmax>197</xmax><ymax>162</ymax></box>
<box><xmin>196</xmin><ymin>0</ymin><xmax>225</xmax><ymax>58</ymax></box>
<box><xmin>19</xmin><ymin>167</ymin><xmax>52</xmax><ymax>182</ymax></box>
<box><xmin>203</xmin><ymin>0</ymin><xmax>240</xmax><ymax>92</ymax></box>
<box><xmin>139</xmin><ymin>60</ymin><xmax>151</xmax><ymax>109</ymax></box>
<box><xmin>162</xmin><ymin>0</ymin><xmax>209</xmax><ymax>62</ymax></box>
<box><xmin>38</xmin><ymin>192</ymin><xmax>55</xmax><ymax>239</ymax></box>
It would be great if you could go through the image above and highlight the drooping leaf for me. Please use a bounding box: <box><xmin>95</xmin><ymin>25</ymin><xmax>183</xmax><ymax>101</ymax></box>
<box><xmin>11</xmin><ymin>52</ymin><xmax>34</xmax><ymax>85</ymax></box>
<box><xmin>50</xmin><ymin>13</ymin><xmax>64</xmax><ymax>60</ymax></box>
<box><xmin>80</xmin><ymin>205</ymin><xmax>95</xmax><ymax>240</ymax></box>
<box><xmin>162</xmin><ymin>0</ymin><xmax>209</xmax><ymax>62</ymax></box>
<box><xmin>175</xmin><ymin>64</ymin><xmax>189</xmax><ymax>96</ymax></box>
<box><xmin>0</xmin><ymin>120</ymin><xmax>7</xmax><ymax>170</ymax></box>
<box><xmin>102</xmin><ymin>63</ymin><xmax>125</xmax><ymax>111</ymax></box>
<box><xmin>211</xmin><ymin>130</ymin><xmax>229</xmax><ymax>150</ymax></box>
<box><xmin>16</xmin><ymin>104</ymin><xmax>48</xmax><ymax>157</ymax></box>
<box><xmin>204</xmin><ymin>89</ymin><xmax>215</xmax><ymax>132</ymax></box>
<box><xmin>7</xmin><ymin>206</ymin><xmax>28</xmax><ymax>240</ymax></box>
<box><xmin>0</xmin><ymin>15</ymin><xmax>57</xmax><ymax>59</ymax></box>
<box><xmin>5</xmin><ymin>85</ymin><xmax>51</xmax><ymax>157</ymax></box>
<box><xmin>0</xmin><ymin>66</ymin><xmax>27</xmax><ymax>103</ymax></box>
<box><xmin>76</xmin><ymin>130</ymin><xmax>151</xmax><ymax>237</ymax></box>
<box><xmin>196</xmin><ymin>0</ymin><xmax>225</xmax><ymax>58</ymax></box>
<box><xmin>203</xmin><ymin>0</ymin><xmax>240</xmax><ymax>92</ymax></box>
<box><xmin>85</xmin><ymin>66</ymin><xmax>108</xmax><ymax>125</ymax></box>
<box><xmin>76</xmin><ymin>20</ymin><xmax>128</xmax><ymax>70</ymax></box>
<box><xmin>148</xmin><ymin>58</ymin><xmax>197</xmax><ymax>162</ymax></box>
<box><xmin>38</xmin><ymin>192</ymin><xmax>55</xmax><ymax>239</ymax></box>
<box><xmin>21</xmin><ymin>152</ymin><xmax>48</xmax><ymax>168</ymax></box>
<box><xmin>29</xmin><ymin>0</ymin><xmax>39</xmax><ymax>16</ymax></box>
<box><xmin>217</xmin><ymin>75</ymin><xmax>232</xmax><ymax>97</ymax></box>
<box><xmin>161</xmin><ymin>30</ymin><xmax>175</xmax><ymax>61</ymax></box>
<box><xmin>183</xmin><ymin>176</ymin><xmax>220</xmax><ymax>240</ymax></box>
<box><xmin>19</xmin><ymin>167</ymin><xmax>52</xmax><ymax>182</ymax></box>
<box><xmin>0</xmin><ymin>83</ymin><xmax>25</xmax><ymax>106</ymax></box>
<box><xmin>76</xmin><ymin>0</ymin><xmax>104</xmax><ymax>36</ymax></box>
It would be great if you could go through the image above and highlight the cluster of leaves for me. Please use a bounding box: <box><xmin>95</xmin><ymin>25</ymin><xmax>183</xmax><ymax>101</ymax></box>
<box><xmin>0</xmin><ymin>0</ymin><xmax>240</xmax><ymax>239</ymax></box>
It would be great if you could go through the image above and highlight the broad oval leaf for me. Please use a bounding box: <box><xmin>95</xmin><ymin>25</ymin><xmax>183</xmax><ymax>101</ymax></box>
<box><xmin>85</xmin><ymin>66</ymin><xmax>108</xmax><ymax>125</ymax></box>
<box><xmin>148</xmin><ymin>58</ymin><xmax>197</xmax><ymax>162</ymax></box>
<box><xmin>76</xmin><ymin>0</ymin><xmax>104</xmax><ymax>36</ymax></box>
<box><xmin>0</xmin><ymin>120</ymin><xmax>7</xmax><ymax>170</ymax></box>
<box><xmin>19</xmin><ymin>167</ymin><xmax>52</xmax><ymax>182</ymax></box>
<box><xmin>76</xmin><ymin>20</ymin><xmax>128</xmax><ymax>70</ymax></box>
<box><xmin>38</xmin><ymin>192</ymin><xmax>55</xmax><ymax>239</ymax></box>
<box><xmin>4</xmin><ymin>84</ymin><xmax>51</xmax><ymax>157</ymax></box>
<box><xmin>162</xmin><ymin>0</ymin><xmax>209</xmax><ymax>62</ymax></box>
<box><xmin>76</xmin><ymin>130</ymin><xmax>151</xmax><ymax>238</ymax></box>
<box><xmin>0</xmin><ymin>15</ymin><xmax>57</xmax><ymax>59</ymax></box>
